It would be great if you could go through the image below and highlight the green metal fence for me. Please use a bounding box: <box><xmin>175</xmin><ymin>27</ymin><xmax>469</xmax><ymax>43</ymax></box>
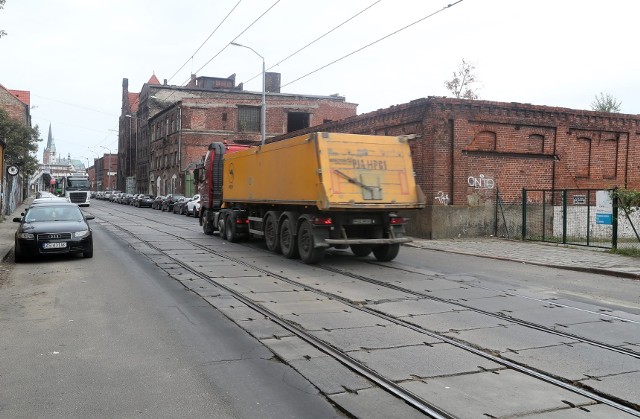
<box><xmin>521</xmin><ymin>188</ymin><xmax>640</xmax><ymax>250</ymax></box>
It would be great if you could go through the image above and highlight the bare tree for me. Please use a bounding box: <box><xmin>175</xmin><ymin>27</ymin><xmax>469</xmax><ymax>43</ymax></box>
<box><xmin>591</xmin><ymin>92</ymin><xmax>621</xmax><ymax>113</ymax></box>
<box><xmin>444</xmin><ymin>59</ymin><xmax>480</xmax><ymax>99</ymax></box>
<box><xmin>0</xmin><ymin>0</ymin><xmax>6</xmax><ymax>38</ymax></box>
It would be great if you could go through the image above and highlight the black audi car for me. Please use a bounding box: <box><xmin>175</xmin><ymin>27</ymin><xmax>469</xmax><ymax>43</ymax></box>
<box><xmin>14</xmin><ymin>202</ymin><xmax>95</xmax><ymax>262</ymax></box>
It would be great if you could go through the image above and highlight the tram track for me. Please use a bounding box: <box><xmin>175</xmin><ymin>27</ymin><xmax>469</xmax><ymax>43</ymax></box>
<box><xmin>92</xmin><ymin>205</ymin><xmax>640</xmax><ymax>416</ymax></box>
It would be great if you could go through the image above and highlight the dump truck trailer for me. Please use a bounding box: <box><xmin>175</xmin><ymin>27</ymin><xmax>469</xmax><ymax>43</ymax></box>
<box><xmin>199</xmin><ymin>132</ymin><xmax>425</xmax><ymax>263</ymax></box>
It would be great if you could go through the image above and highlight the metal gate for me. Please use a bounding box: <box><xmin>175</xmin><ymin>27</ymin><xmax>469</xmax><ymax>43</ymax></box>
<box><xmin>521</xmin><ymin>188</ymin><xmax>640</xmax><ymax>250</ymax></box>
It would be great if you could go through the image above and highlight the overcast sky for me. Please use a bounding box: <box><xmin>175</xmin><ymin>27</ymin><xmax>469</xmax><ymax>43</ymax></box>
<box><xmin>1</xmin><ymin>0</ymin><xmax>639</xmax><ymax>165</ymax></box>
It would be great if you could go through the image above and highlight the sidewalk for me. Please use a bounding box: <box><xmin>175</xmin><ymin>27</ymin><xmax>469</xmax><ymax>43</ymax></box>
<box><xmin>0</xmin><ymin>198</ymin><xmax>32</xmax><ymax>263</ymax></box>
<box><xmin>407</xmin><ymin>238</ymin><xmax>640</xmax><ymax>279</ymax></box>
<box><xmin>1</xmin><ymin>198</ymin><xmax>639</xmax><ymax>279</ymax></box>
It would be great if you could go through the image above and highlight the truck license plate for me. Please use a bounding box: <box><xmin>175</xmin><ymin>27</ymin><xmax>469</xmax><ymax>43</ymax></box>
<box><xmin>352</xmin><ymin>219</ymin><xmax>374</xmax><ymax>225</ymax></box>
<box><xmin>43</xmin><ymin>242</ymin><xmax>67</xmax><ymax>249</ymax></box>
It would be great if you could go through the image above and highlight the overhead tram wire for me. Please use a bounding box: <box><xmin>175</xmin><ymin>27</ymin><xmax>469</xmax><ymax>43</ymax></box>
<box><xmin>159</xmin><ymin>0</ymin><xmax>281</xmax><ymax>105</ymax></box>
<box><xmin>167</xmin><ymin>0</ymin><xmax>242</xmax><ymax>84</ymax></box>
<box><xmin>185</xmin><ymin>0</ymin><xmax>282</xmax><ymax>85</ymax></box>
<box><xmin>242</xmin><ymin>0</ymin><xmax>384</xmax><ymax>85</ymax></box>
<box><xmin>282</xmin><ymin>0</ymin><xmax>464</xmax><ymax>89</ymax></box>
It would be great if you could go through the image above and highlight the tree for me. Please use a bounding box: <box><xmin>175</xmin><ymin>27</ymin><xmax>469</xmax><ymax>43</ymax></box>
<box><xmin>444</xmin><ymin>59</ymin><xmax>480</xmax><ymax>100</ymax></box>
<box><xmin>591</xmin><ymin>92</ymin><xmax>622</xmax><ymax>113</ymax></box>
<box><xmin>0</xmin><ymin>0</ymin><xmax>6</xmax><ymax>38</ymax></box>
<box><xmin>0</xmin><ymin>108</ymin><xmax>41</xmax><ymax>175</ymax></box>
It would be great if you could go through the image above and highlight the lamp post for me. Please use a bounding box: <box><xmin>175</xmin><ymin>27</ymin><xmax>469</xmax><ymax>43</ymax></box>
<box><xmin>230</xmin><ymin>41</ymin><xmax>266</xmax><ymax>145</ymax></box>
<box><xmin>100</xmin><ymin>146</ymin><xmax>112</xmax><ymax>191</ymax></box>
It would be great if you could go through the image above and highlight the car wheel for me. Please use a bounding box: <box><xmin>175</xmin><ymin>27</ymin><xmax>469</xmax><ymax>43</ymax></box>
<box><xmin>14</xmin><ymin>243</ymin><xmax>26</xmax><ymax>263</ymax></box>
<box><xmin>83</xmin><ymin>248</ymin><xmax>94</xmax><ymax>258</ymax></box>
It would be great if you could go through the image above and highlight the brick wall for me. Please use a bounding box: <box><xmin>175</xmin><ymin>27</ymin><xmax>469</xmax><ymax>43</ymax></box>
<box><xmin>270</xmin><ymin>97</ymin><xmax>640</xmax><ymax>238</ymax></box>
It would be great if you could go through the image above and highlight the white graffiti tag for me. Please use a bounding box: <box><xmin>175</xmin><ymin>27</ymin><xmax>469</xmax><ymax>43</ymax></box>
<box><xmin>435</xmin><ymin>191</ymin><xmax>449</xmax><ymax>205</ymax></box>
<box><xmin>467</xmin><ymin>174</ymin><xmax>495</xmax><ymax>190</ymax></box>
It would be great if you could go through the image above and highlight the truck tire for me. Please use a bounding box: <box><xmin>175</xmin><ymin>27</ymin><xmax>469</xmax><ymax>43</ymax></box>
<box><xmin>217</xmin><ymin>216</ymin><xmax>226</xmax><ymax>239</ymax></box>
<box><xmin>373</xmin><ymin>244</ymin><xmax>400</xmax><ymax>262</ymax></box>
<box><xmin>225</xmin><ymin>215</ymin><xmax>240</xmax><ymax>243</ymax></box>
<box><xmin>279</xmin><ymin>217</ymin><xmax>299</xmax><ymax>259</ymax></box>
<box><xmin>264</xmin><ymin>213</ymin><xmax>281</xmax><ymax>253</ymax></box>
<box><xmin>202</xmin><ymin>210</ymin><xmax>214</xmax><ymax>235</ymax></box>
<box><xmin>350</xmin><ymin>245</ymin><xmax>373</xmax><ymax>257</ymax></box>
<box><xmin>297</xmin><ymin>220</ymin><xmax>325</xmax><ymax>264</ymax></box>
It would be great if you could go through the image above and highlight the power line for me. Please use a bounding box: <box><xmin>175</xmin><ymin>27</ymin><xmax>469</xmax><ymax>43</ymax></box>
<box><xmin>243</xmin><ymin>0</ymin><xmax>383</xmax><ymax>84</ymax></box>
<box><xmin>186</xmin><ymin>0</ymin><xmax>282</xmax><ymax>84</ymax></box>
<box><xmin>282</xmin><ymin>0</ymin><xmax>464</xmax><ymax>89</ymax></box>
<box><xmin>33</xmin><ymin>94</ymin><xmax>118</xmax><ymax>117</ymax></box>
<box><xmin>167</xmin><ymin>0</ymin><xmax>242</xmax><ymax>84</ymax></box>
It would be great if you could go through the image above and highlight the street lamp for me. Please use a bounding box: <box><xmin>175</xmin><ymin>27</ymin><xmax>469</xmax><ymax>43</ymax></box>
<box><xmin>230</xmin><ymin>41</ymin><xmax>266</xmax><ymax>145</ymax></box>
<box><xmin>100</xmin><ymin>146</ymin><xmax>112</xmax><ymax>191</ymax></box>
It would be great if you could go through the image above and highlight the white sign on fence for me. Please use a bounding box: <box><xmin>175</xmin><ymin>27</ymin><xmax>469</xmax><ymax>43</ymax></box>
<box><xmin>595</xmin><ymin>190</ymin><xmax>613</xmax><ymax>225</ymax></box>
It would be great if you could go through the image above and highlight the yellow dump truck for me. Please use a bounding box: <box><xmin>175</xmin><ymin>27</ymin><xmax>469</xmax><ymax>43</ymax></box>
<box><xmin>199</xmin><ymin>132</ymin><xmax>425</xmax><ymax>263</ymax></box>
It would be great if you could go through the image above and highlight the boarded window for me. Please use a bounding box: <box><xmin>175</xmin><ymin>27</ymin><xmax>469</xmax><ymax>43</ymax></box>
<box><xmin>238</xmin><ymin>107</ymin><xmax>260</xmax><ymax>132</ymax></box>
<box><xmin>468</xmin><ymin>131</ymin><xmax>496</xmax><ymax>151</ymax></box>
<box><xmin>573</xmin><ymin>137</ymin><xmax>591</xmax><ymax>178</ymax></box>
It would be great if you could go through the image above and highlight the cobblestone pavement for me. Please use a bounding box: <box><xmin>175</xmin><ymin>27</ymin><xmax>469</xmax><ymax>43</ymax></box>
<box><xmin>1</xmin><ymin>198</ymin><xmax>640</xmax><ymax>279</ymax></box>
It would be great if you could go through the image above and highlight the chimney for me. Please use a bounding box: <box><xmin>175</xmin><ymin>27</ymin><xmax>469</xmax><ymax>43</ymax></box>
<box><xmin>187</xmin><ymin>74</ymin><xmax>197</xmax><ymax>87</ymax></box>
<box><xmin>265</xmin><ymin>72</ymin><xmax>281</xmax><ymax>93</ymax></box>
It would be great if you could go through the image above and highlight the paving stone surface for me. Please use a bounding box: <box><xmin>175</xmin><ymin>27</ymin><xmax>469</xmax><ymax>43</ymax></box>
<box><xmin>443</xmin><ymin>323</ymin><xmax>578</xmax><ymax>352</ymax></box>
<box><xmin>288</xmin><ymin>356</ymin><xmax>372</xmax><ymax>395</ymax></box>
<box><xmin>314</xmin><ymin>324</ymin><xmax>440</xmax><ymax>351</ymax></box>
<box><xmin>349</xmin><ymin>343</ymin><xmax>501</xmax><ymax>381</ymax></box>
<box><xmin>503</xmin><ymin>342</ymin><xmax>640</xmax><ymax>381</ymax></box>
<box><xmin>328</xmin><ymin>387</ymin><xmax>431</xmax><ymax>419</ymax></box>
<box><xmin>405</xmin><ymin>309</ymin><xmax>509</xmax><ymax>333</ymax></box>
<box><xmin>580</xmin><ymin>371</ymin><xmax>640</xmax><ymax>405</ymax></box>
<box><xmin>402</xmin><ymin>369</ymin><xmax>595</xmax><ymax>418</ymax></box>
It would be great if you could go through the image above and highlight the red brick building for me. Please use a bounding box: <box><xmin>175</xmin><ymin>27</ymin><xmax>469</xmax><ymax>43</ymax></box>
<box><xmin>269</xmin><ymin>97</ymin><xmax>640</xmax><ymax>238</ymax></box>
<box><xmin>119</xmin><ymin>73</ymin><xmax>357</xmax><ymax>195</ymax></box>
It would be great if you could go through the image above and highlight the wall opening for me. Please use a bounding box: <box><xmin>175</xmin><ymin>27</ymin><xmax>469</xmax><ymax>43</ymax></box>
<box><xmin>287</xmin><ymin>112</ymin><xmax>310</xmax><ymax>133</ymax></box>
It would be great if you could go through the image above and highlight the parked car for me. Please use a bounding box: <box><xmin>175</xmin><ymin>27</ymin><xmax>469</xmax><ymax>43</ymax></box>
<box><xmin>122</xmin><ymin>193</ymin><xmax>134</xmax><ymax>205</ymax></box>
<box><xmin>136</xmin><ymin>194</ymin><xmax>155</xmax><ymax>208</ymax></box>
<box><xmin>152</xmin><ymin>195</ymin><xmax>166</xmax><ymax>210</ymax></box>
<box><xmin>185</xmin><ymin>194</ymin><xmax>201</xmax><ymax>217</ymax></box>
<box><xmin>14</xmin><ymin>202</ymin><xmax>94</xmax><ymax>262</ymax></box>
<box><xmin>129</xmin><ymin>194</ymin><xmax>140</xmax><ymax>206</ymax></box>
<box><xmin>172</xmin><ymin>196</ymin><xmax>190</xmax><ymax>214</ymax></box>
<box><xmin>162</xmin><ymin>194</ymin><xmax>185</xmax><ymax>212</ymax></box>
<box><xmin>109</xmin><ymin>191</ymin><xmax>122</xmax><ymax>202</ymax></box>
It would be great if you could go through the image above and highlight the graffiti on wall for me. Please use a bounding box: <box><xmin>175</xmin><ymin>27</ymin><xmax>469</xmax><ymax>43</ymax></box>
<box><xmin>435</xmin><ymin>191</ymin><xmax>449</xmax><ymax>205</ymax></box>
<box><xmin>467</xmin><ymin>174</ymin><xmax>495</xmax><ymax>190</ymax></box>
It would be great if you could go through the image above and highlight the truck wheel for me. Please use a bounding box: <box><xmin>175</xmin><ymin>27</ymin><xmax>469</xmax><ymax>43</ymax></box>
<box><xmin>217</xmin><ymin>216</ymin><xmax>226</xmax><ymax>239</ymax></box>
<box><xmin>350</xmin><ymin>245</ymin><xmax>373</xmax><ymax>257</ymax></box>
<box><xmin>225</xmin><ymin>215</ymin><xmax>240</xmax><ymax>243</ymax></box>
<box><xmin>297</xmin><ymin>220</ymin><xmax>325</xmax><ymax>264</ymax></box>
<box><xmin>373</xmin><ymin>244</ymin><xmax>400</xmax><ymax>262</ymax></box>
<box><xmin>202</xmin><ymin>211</ymin><xmax>214</xmax><ymax>235</ymax></box>
<box><xmin>279</xmin><ymin>217</ymin><xmax>299</xmax><ymax>259</ymax></box>
<box><xmin>264</xmin><ymin>213</ymin><xmax>281</xmax><ymax>253</ymax></box>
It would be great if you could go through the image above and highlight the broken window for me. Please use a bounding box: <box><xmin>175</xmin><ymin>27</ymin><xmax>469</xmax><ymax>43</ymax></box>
<box><xmin>238</xmin><ymin>106</ymin><xmax>260</xmax><ymax>132</ymax></box>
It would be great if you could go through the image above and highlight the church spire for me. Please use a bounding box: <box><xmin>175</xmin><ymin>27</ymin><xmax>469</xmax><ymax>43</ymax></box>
<box><xmin>46</xmin><ymin>123</ymin><xmax>56</xmax><ymax>153</ymax></box>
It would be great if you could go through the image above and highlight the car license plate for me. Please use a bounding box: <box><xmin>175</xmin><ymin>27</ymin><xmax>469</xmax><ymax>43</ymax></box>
<box><xmin>43</xmin><ymin>242</ymin><xmax>67</xmax><ymax>249</ymax></box>
<box><xmin>352</xmin><ymin>219</ymin><xmax>374</xmax><ymax>225</ymax></box>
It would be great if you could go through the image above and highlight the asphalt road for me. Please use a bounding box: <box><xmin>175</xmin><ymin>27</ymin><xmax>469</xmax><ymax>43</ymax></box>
<box><xmin>0</xmin><ymin>220</ymin><xmax>341</xmax><ymax>418</ymax></box>
<box><xmin>2</xmin><ymin>200</ymin><xmax>639</xmax><ymax>418</ymax></box>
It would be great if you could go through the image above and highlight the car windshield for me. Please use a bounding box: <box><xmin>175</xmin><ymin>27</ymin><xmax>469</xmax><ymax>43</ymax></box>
<box><xmin>24</xmin><ymin>206</ymin><xmax>84</xmax><ymax>223</ymax></box>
